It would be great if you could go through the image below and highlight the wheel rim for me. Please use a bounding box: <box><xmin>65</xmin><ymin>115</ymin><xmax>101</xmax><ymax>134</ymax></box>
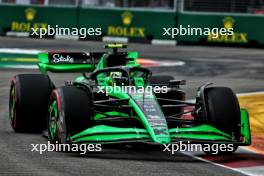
<box><xmin>49</xmin><ymin>100</ymin><xmax>59</xmax><ymax>141</ymax></box>
<box><xmin>9</xmin><ymin>84</ymin><xmax>15</xmax><ymax>128</ymax></box>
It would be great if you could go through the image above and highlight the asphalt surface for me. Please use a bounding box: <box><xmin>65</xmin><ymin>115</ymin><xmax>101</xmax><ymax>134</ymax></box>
<box><xmin>1</xmin><ymin>37</ymin><xmax>264</xmax><ymax>175</ymax></box>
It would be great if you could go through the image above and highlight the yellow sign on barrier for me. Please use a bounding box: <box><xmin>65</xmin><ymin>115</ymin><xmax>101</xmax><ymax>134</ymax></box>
<box><xmin>208</xmin><ymin>17</ymin><xmax>248</xmax><ymax>43</ymax></box>
<box><xmin>11</xmin><ymin>7</ymin><xmax>47</xmax><ymax>32</ymax></box>
<box><xmin>107</xmin><ymin>11</ymin><xmax>145</xmax><ymax>38</ymax></box>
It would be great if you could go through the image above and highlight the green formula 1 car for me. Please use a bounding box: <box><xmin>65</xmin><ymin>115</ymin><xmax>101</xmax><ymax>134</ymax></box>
<box><xmin>9</xmin><ymin>44</ymin><xmax>251</xmax><ymax>154</ymax></box>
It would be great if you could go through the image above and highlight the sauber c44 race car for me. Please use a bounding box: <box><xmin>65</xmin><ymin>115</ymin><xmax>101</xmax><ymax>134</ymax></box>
<box><xmin>9</xmin><ymin>44</ymin><xmax>251</xmax><ymax>154</ymax></box>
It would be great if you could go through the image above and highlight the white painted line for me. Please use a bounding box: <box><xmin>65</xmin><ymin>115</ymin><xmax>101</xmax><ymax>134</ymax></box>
<box><xmin>239</xmin><ymin>166</ymin><xmax>264</xmax><ymax>176</ymax></box>
<box><xmin>237</xmin><ymin>91</ymin><xmax>264</xmax><ymax>97</ymax></box>
<box><xmin>54</xmin><ymin>35</ymin><xmax>79</xmax><ymax>40</ymax></box>
<box><xmin>139</xmin><ymin>59</ymin><xmax>185</xmax><ymax>67</ymax></box>
<box><xmin>151</xmin><ymin>39</ymin><xmax>177</xmax><ymax>46</ymax></box>
<box><xmin>6</xmin><ymin>31</ymin><xmax>30</xmax><ymax>37</ymax></box>
<box><xmin>158</xmin><ymin>60</ymin><xmax>185</xmax><ymax>67</ymax></box>
<box><xmin>1</xmin><ymin>65</ymin><xmax>38</xmax><ymax>69</ymax></box>
<box><xmin>0</xmin><ymin>48</ymin><xmax>42</xmax><ymax>54</ymax></box>
<box><xmin>102</xmin><ymin>36</ymin><xmax>128</xmax><ymax>43</ymax></box>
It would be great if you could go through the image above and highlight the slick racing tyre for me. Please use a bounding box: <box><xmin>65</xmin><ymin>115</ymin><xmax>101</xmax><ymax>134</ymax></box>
<box><xmin>48</xmin><ymin>86</ymin><xmax>94</xmax><ymax>144</ymax></box>
<box><xmin>9</xmin><ymin>74</ymin><xmax>54</xmax><ymax>133</ymax></box>
<box><xmin>204</xmin><ymin>87</ymin><xmax>241</xmax><ymax>138</ymax></box>
<box><xmin>203</xmin><ymin>87</ymin><xmax>240</xmax><ymax>154</ymax></box>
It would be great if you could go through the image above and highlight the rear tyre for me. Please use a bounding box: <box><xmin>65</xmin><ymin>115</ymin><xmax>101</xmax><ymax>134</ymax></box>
<box><xmin>203</xmin><ymin>87</ymin><xmax>240</xmax><ymax>154</ymax></box>
<box><xmin>9</xmin><ymin>74</ymin><xmax>54</xmax><ymax>133</ymax></box>
<box><xmin>48</xmin><ymin>86</ymin><xmax>93</xmax><ymax>144</ymax></box>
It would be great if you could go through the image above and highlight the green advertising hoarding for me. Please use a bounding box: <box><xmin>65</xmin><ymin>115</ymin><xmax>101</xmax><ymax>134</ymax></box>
<box><xmin>78</xmin><ymin>7</ymin><xmax>175</xmax><ymax>40</ymax></box>
<box><xmin>0</xmin><ymin>4</ymin><xmax>77</xmax><ymax>34</ymax></box>
<box><xmin>0</xmin><ymin>4</ymin><xmax>263</xmax><ymax>45</ymax></box>
<box><xmin>0</xmin><ymin>4</ymin><xmax>175</xmax><ymax>40</ymax></box>
<box><xmin>177</xmin><ymin>13</ymin><xmax>264</xmax><ymax>45</ymax></box>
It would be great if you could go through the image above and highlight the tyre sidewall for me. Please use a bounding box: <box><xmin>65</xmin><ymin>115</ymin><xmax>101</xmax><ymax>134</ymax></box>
<box><xmin>48</xmin><ymin>89</ymin><xmax>68</xmax><ymax>144</ymax></box>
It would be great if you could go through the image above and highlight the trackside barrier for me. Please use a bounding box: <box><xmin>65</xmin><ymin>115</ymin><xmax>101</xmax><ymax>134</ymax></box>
<box><xmin>0</xmin><ymin>4</ymin><xmax>264</xmax><ymax>45</ymax></box>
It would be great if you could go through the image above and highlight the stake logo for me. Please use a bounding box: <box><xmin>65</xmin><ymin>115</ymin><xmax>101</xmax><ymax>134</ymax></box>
<box><xmin>52</xmin><ymin>54</ymin><xmax>74</xmax><ymax>63</ymax></box>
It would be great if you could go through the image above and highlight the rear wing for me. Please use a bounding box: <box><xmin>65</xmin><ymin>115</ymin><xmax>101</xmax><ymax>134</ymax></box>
<box><xmin>38</xmin><ymin>52</ymin><xmax>105</xmax><ymax>73</ymax></box>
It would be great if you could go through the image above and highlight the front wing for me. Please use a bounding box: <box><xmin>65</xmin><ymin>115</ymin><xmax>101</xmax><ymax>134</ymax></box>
<box><xmin>70</xmin><ymin>109</ymin><xmax>251</xmax><ymax>146</ymax></box>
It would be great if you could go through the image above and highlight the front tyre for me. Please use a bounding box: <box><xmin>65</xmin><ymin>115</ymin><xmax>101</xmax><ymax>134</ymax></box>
<box><xmin>48</xmin><ymin>86</ymin><xmax>93</xmax><ymax>144</ymax></box>
<box><xmin>204</xmin><ymin>87</ymin><xmax>241</xmax><ymax>139</ymax></box>
<box><xmin>203</xmin><ymin>87</ymin><xmax>241</xmax><ymax>155</ymax></box>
